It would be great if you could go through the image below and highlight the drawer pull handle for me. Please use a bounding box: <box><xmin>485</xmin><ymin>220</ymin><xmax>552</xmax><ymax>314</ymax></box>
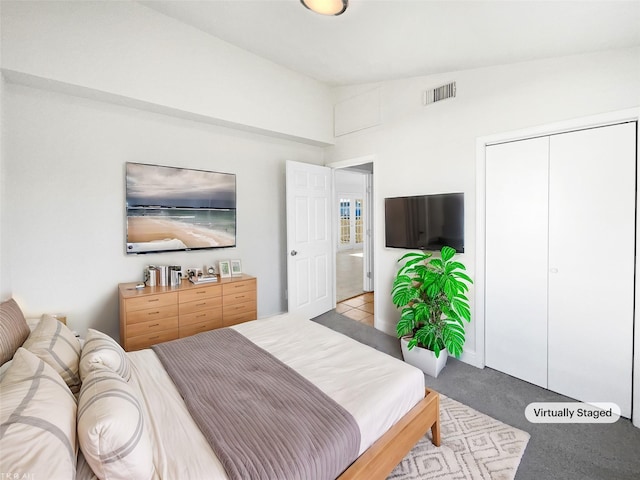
<box><xmin>197</xmin><ymin>291</ymin><xmax>206</xmax><ymax>294</ymax></box>
<box><xmin>148</xmin><ymin>311</ymin><xmax>160</xmax><ymax>315</ymax></box>
<box><xmin>197</xmin><ymin>314</ymin><xmax>206</xmax><ymax>318</ymax></box>
<box><xmin>148</xmin><ymin>299</ymin><xmax>159</xmax><ymax>302</ymax></box>
<box><xmin>149</xmin><ymin>336</ymin><xmax>160</xmax><ymax>340</ymax></box>
<box><xmin>196</xmin><ymin>302</ymin><xmax>206</xmax><ymax>307</ymax></box>
<box><xmin>149</xmin><ymin>323</ymin><xmax>160</xmax><ymax>328</ymax></box>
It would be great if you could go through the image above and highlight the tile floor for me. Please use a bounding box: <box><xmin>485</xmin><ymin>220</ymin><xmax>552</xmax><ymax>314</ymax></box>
<box><xmin>336</xmin><ymin>292</ymin><xmax>374</xmax><ymax>327</ymax></box>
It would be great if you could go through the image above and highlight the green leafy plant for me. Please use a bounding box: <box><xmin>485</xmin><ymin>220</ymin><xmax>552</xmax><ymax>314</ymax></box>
<box><xmin>392</xmin><ymin>246</ymin><xmax>473</xmax><ymax>358</ymax></box>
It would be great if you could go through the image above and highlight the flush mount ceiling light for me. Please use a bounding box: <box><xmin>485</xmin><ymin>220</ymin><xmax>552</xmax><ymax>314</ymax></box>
<box><xmin>300</xmin><ymin>0</ymin><xmax>348</xmax><ymax>16</ymax></box>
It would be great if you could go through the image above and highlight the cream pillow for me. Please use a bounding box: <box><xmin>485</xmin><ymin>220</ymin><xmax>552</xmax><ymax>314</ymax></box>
<box><xmin>0</xmin><ymin>348</ymin><xmax>77</xmax><ymax>478</ymax></box>
<box><xmin>78</xmin><ymin>368</ymin><xmax>155</xmax><ymax>480</ymax></box>
<box><xmin>0</xmin><ymin>298</ymin><xmax>30</xmax><ymax>365</ymax></box>
<box><xmin>79</xmin><ymin>328</ymin><xmax>131</xmax><ymax>381</ymax></box>
<box><xmin>23</xmin><ymin>314</ymin><xmax>82</xmax><ymax>393</ymax></box>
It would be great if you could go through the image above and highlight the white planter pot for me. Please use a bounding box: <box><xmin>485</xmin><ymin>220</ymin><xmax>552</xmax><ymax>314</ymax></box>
<box><xmin>400</xmin><ymin>336</ymin><xmax>448</xmax><ymax>378</ymax></box>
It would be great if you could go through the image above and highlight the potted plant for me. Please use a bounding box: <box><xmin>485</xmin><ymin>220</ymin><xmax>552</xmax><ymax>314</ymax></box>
<box><xmin>392</xmin><ymin>245</ymin><xmax>473</xmax><ymax>377</ymax></box>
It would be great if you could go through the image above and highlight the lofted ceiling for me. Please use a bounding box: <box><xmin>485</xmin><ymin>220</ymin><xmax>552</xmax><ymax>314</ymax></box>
<box><xmin>141</xmin><ymin>0</ymin><xmax>640</xmax><ymax>87</ymax></box>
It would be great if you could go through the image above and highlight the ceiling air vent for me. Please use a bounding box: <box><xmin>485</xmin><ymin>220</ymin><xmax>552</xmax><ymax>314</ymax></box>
<box><xmin>423</xmin><ymin>81</ymin><xmax>456</xmax><ymax>106</ymax></box>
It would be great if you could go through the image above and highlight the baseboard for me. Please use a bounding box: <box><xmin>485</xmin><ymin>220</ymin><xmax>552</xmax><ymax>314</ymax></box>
<box><xmin>459</xmin><ymin>350</ymin><xmax>482</xmax><ymax>369</ymax></box>
<box><xmin>377</xmin><ymin>318</ymin><xmax>482</xmax><ymax>369</ymax></box>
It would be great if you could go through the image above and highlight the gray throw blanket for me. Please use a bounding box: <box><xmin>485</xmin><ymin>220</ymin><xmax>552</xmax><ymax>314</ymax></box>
<box><xmin>152</xmin><ymin>328</ymin><xmax>360</xmax><ymax>480</ymax></box>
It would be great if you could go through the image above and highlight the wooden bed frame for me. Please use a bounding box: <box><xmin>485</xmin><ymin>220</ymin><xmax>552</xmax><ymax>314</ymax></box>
<box><xmin>338</xmin><ymin>388</ymin><xmax>441</xmax><ymax>479</ymax></box>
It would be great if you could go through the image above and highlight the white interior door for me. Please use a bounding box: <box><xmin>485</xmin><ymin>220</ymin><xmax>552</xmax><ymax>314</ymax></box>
<box><xmin>547</xmin><ymin>123</ymin><xmax>636</xmax><ymax>417</ymax></box>
<box><xmin>286</xmin><ymin>161</ymin><xmax>333</xmax><ymax>318</ymax></box>
<box><xmin>485</xmin><ymin>136</ymin><xmax>550</xmax><ymax>388</ymax></box>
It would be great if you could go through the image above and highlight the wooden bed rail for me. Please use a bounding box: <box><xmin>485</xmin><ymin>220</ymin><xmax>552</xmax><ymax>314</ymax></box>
<box><xmin>338</xmin><ymin>388</ymin><xmax>441</xmax><ymax>480</ymax></box>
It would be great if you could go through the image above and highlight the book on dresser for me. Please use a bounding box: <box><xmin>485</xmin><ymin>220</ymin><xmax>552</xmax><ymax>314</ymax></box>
<box><xmin>189</xmin><ymin>275</ymin><xmax>218</xmax><ymax>285</ymax></box>
<box><xmin>118</xmin><ymin>274</ymin><xmax>257</xmax><ymax>351</ymax></box>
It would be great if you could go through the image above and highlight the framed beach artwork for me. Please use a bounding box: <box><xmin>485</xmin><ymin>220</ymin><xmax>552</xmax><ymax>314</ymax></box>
<box><xmin>231</xmin><ymin>259</ymin><xmax>242</xmax><ymax>276</ymax></box>
<box><xmin>125</xmin><ymin>162</ymin><xmax>237</xmax><ymax>254</ymax></box>
<box><xmin>219</xmin><ymin>260</ymin><xmax>231</xmax><ymax>278</ymax></box>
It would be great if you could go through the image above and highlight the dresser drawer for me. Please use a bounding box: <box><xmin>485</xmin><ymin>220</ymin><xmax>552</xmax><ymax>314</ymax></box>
<box><xmin>126</xmin><ymin>292</ymin><xmax>178</xmax><ymax>312</ymax></box>
<box><xmin>223</xmin><ymin>310</ymin><xmax>257</xmax><ymax>327</ymax></box>
<box><xmin>223</xmin><ymin>289</ymin><xmax>257</xmax><ymax>306</ymax></box>
<box><xmin>127</xmin><ymin>316</ymin><xmax>179</xmax><ymax>338</ymax></box>
<box><xmin>222</xmin><ymin>279</ymin><xmax>256</xmax><ymax>296</ymax></box>
<box><xmin>223</xmin><ymin>300</ymin><xmax>257</xmax><ymax>317</ymax></box>
<box><xmin>179</xmin><ymin>285</ymin><xmax>222</xmax><ymax>304</ymax></box>
<box><xmin>179</xmin><ymin>296</ymin><xmax>223</xmax><ymax>315</ymax></box>
<box><xmin>179</xmin><ymin>319</ymin><xmax>220</xmax><ymax>338</ymax></box>
<box><xmin>127</xmin><ymin>304</ymin><xmax>179</xmax><ymax>325</ymax></box>
<box><xmin>180</xmin><ymin>308</ymin><xmax>223</xmax><ymax>327</ymax></box>
<box><xmin>127</xmin><ymin>328</ymin><xmax>179</xmax><ymax>351</ymax></box>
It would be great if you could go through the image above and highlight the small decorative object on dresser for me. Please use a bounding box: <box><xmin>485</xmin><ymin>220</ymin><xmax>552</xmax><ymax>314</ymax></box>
<box><xmin>204</xmin><ymin>264</ymin><xmax>217</xmax><ymax>276</ymax></box>
<box><xmin>230</xmin><ymin>259</ymin><xmax>242</xmax><ymax>276</ymax></box>
<box><xmin>119</xmin><ymin>275</ymin><xmax>257</xmax><ymax>351</ymax></box>
<box><xmin>219</xmin><ymin>260</ymin><xmax>231</xmax><ymax>278</ymax></box>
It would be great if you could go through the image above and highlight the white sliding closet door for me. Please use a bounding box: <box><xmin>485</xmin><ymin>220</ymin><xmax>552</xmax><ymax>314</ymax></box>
<box><xmin>547</xmin><ymin>123</ymin><xmax>636</xmax><ymax>417</ymax></box>
<box><xmin>485</xmin><ymin>137</ymin><xmax>550</xmax><ymax>388</ymax></box>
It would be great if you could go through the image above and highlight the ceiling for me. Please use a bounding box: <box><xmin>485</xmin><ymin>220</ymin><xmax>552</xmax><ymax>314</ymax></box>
<box><xmin>141</xmin><ymin>0</ymin><xmax>640</xmax><ymax>87</ymax></box>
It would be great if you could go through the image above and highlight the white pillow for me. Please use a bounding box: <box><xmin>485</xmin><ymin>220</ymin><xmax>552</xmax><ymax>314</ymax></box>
<box><xmin>23</xmin><ymin>314</ymin><xmax>82</xmax><ymax>393</ymax></box>
<box><xmin>0</xmin><ymin>348</ymin><xmax>78</xmax><ymax>478</ymax></box>
<box><xmin>77</xmin><ymin>368</ymin><xmax>155</xmax><ymax>480</ymax></box>
<box><xmin>79</xmin><ymin>329</ymin><xmax>131</xmax><ymax>381</ymax></box>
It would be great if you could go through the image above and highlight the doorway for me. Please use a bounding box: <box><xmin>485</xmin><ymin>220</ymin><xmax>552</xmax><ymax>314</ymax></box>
<box><xmin>336</xmin><ymin>193</ymin><xmax>364</xmax><ymax>301</ymax></box>
<box><xmin>333</xmin><ymin>163</ymin><xmax>374</xmax><ymax>326</ymax></box>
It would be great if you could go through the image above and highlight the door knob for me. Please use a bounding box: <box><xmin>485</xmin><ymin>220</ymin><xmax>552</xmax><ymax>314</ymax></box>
<box><xmin>290</xmin><ymin>250</ymin><xmax>298</xmax><ymax>256</ymax></box>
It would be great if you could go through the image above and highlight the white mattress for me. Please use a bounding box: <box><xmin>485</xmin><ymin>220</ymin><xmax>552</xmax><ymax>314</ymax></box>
<box><xmin>118</xmin><ymin>313</ymin><xmax>425</xmax><ymax>479</ymax></box>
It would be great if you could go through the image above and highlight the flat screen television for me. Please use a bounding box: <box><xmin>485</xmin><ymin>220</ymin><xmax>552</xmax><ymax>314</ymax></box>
<box><xmin>125</xmin><ymin>162</ymin><xmax>236</xmax><ymax>254</ymax></box>
<box><xmin>385</xmin><ymin>192</ymin><xmax>464</xmax><ymax>253</ymax></box>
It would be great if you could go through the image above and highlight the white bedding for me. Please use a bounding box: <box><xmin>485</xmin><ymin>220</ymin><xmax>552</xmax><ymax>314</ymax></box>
<box><xmin>81</xmin><ymin>313</ymin><xmax>425</xmax><ymax>480</ymax></box>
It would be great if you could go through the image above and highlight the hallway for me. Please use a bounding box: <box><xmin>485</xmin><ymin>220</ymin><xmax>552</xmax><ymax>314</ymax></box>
<box><xmin>336</xmin><ymin>248</ymin><xmax>373</xmax><ymax>327</ymax></box>
<box><xmin>336</xmin><ymin>249</ymin><xmax>365</xmax><ymax>302</ymax></box>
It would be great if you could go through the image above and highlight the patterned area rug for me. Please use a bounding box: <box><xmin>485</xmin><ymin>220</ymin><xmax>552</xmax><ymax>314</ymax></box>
<box><xmin>389</xmin><ymin>395</ymin><xmax>530</xmax><ymax>480</ymax></box>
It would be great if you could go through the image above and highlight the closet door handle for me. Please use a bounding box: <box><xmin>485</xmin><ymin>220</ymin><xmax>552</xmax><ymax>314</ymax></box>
<box><xmin>549</xmin><ymin>268</ymin><xmax>558</xmax><ymax>273</ymax></box>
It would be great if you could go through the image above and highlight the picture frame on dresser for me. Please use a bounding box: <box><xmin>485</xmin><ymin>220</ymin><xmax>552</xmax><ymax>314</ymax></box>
<box><xmin>230</xmin><ymin>259</ymin><xmax>242</xmax><ymax>276</ymax></box>
<box><xmin>219</xmin><ymin>260</ymin><xmax>231</xmax><ymax>278</ymax></box>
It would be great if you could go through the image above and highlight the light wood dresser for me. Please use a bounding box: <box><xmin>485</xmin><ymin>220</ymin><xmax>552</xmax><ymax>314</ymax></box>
<box><xmin>118</xmin><ymin>274</ymin><xmax>257</xmax><ymax>351</ymax></box>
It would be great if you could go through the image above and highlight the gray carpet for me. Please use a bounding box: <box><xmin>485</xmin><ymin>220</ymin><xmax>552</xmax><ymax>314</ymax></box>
<box><xmin>312</xmin><ymin>310</ymin><xmax>640</xmax><ymax>480</ymax></box>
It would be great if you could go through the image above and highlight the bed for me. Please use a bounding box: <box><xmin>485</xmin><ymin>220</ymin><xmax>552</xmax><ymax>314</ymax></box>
<box><xmin>0</xmin><ymin>298</ymin><xmax>440</xmax><ymax>480</ymax></box>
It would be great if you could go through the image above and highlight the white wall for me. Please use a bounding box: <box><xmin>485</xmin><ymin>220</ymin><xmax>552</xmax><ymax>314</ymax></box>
<box><xmin>0</xmin><ymin>0</ymin><xmax>333</xmax><ymax>338</ymax></box>
<box><xmin>0</xmin><ymin>1</ymin><xmax>334</xmax><ymax>146</ymax></box>
<box><xmin>2</xmin><ymin>82</ymin><xmax>323</xmax><ymax>338</ymax></box>
<box><xmin>0</xmin><ymin>73</ymin><xmax>8</xmax><ymax>300</ymax></box>
<box><xmin>0</xmin><ymin>2</ymin><xmax>8</xmax><ymax>299</ymax></box>
<box><xmin>326</xmin><ymin>48</ymin><xmax>640</xmax><ymax>368</ymax></box>
<box><xmin>335</xmin><ymin>169</ymin><xmax>366</xmax><ymax>196</ymax></box>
